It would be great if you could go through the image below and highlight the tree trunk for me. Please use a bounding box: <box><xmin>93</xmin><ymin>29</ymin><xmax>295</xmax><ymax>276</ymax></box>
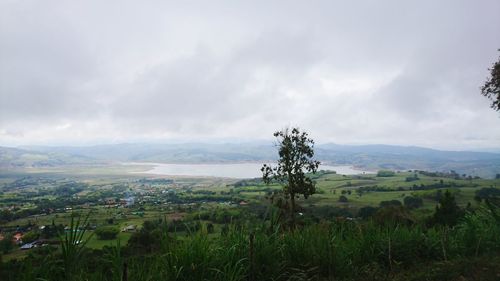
<box><xmin>290</xmin><ymin>191</ymin><xmax>296</xmax><ymax>228</ymax></box>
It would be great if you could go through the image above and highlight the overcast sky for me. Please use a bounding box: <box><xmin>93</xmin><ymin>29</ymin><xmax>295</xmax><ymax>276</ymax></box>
<box><xmin>1</xmin><ymin>0</ymin><xmax>499</xmax><ymax>150</ymax></box>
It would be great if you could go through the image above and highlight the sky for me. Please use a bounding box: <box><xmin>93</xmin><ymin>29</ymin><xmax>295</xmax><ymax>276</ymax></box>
<box><xmin>1</xmin><ymin>0</ymin><xmax>499</xmax><ymax>150</ymax></box>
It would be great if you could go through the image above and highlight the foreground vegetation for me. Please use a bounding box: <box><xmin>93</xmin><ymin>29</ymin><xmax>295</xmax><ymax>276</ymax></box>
<box><xmin>1</xmin><ymin>201</ymin><xmax>499</xmax><ymax>281</ymax></box>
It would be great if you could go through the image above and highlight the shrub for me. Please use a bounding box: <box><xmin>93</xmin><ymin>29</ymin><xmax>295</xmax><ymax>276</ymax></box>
<box><xmin>0</xmin><ymin>235</ymin><xmax>14</xmax><ymax>254</ymax></box>
<box><xmin>358</xmin><ymin>206</ymin><xmax>378</xmax><ymax>219</ymax></box>
<box><xmin>373</xmin><ymin>206</ymin><xmax>415</xmax><ymax>225</ymax></box>
<box><xmin>404</xmin><ymin>196</ymin><xmax>423</xmax><ymax>209</ymax></box>
<box><xmin>21</xmin><ymin>231</ymin><xmax>39</xmax><ymax>244</ymax></box>
<box><xmin>95</xmin><ymin>226</ymin><xmax>119</xmax><ymax>240</ymax></box>
<box><xmin>432</xmin><ymin>190</ymin><xmax>463</xmax><ymax>226</ymax></box>
<box><xmin>379</xmin><ymin>200</ymin><xmax>402</xmax><ymax>208</ymax></box>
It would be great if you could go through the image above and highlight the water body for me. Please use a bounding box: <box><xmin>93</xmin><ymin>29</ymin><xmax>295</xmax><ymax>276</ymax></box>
<box><xmin>130</xmin><ymin>162</ymin><xmax>372</xmax><ymax>179</ymax></box>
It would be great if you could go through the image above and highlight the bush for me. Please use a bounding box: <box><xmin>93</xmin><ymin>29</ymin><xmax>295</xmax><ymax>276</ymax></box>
<box><xmin>379</xmin><ymin>200</ymin><xmax>402</xmax><ymax>208</ymax></box>
<box><xmin>404</xmin><ymin>196</ymin><xmax>423</xmax><ymax>209</ymax></box>
<box><xmin>338</xmin><ymin>195</ymin><xmax>348</xmax><ymax>202</ymax></box>
<box><xmin>373</xmin><ymin>206</ymin><xmax>415</xmax><ymax>225</ymax></box>
<box><xmin>22</xmin><ymin>231</ymin><xmax>39</xmax><ymax>243</ymax></box>
<box><xmin>358</xmin><ymin>206</ymin><xmax>378</xmax><ymax>219</ymax></box>
<box><xmin>432</xmin><ymin>190</ymin><xmax>463</xmax><ymax>226</ymax></box>
<box><xmin>0</xmin><ymin>235</ymin><xmax>14</xmax><ymax>254</ymax></box>
<box><xmin>94</xmin><ymin>226</ymin><xmax>119</xmax><ymax>240</ymax></box>
<box><xmin>475</xmin><ymin>187</ymin><xmax>500</xmax><ymax>202</ymax></box>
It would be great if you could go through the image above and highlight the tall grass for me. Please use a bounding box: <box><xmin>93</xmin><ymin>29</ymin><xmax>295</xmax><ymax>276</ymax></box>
<box><xmin>2</xmin><ymin>205</ymin><xmax>500</xmax><ymax>281</ymax></box>
<box><xmin>59</xmin><ymin>212</ymin><xmax>93</xmax><ymax>280</ymax></box>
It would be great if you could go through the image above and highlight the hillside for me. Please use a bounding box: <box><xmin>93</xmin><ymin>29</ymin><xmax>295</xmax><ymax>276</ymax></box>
<box><xmin>1</xmin><ymin>143</ymin><xmax>499</xmax><ymax>178</ymax></box>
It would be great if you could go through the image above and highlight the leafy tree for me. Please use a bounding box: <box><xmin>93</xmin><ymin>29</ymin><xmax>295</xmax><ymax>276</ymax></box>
<box><xmin>338</xmin><ymin>195</ymin><xmax>348</xmax><ymax>203</ymax></box>
<box><xmin>481</xmin><ymin>50</ymin><xmax>500</xmax><ymax>111</ymax></box>
<box><xmin>432</xmin><ymin>190</ymin><xmax>463</xmax><ymax>226</ymax></box>
<box><xmin>262</xmin><ymin>127</ymin><xmax>320</xmax><ymax>226</ymax></box>
<box><xmin>21</xmin><ymin>231</ymin><xmax>38</xmax><ymax>244</ymax></box>
<box><xmin>95</xmin><ymin>226</ymin><xmax>119</xmax><ymax>240</ymax></box>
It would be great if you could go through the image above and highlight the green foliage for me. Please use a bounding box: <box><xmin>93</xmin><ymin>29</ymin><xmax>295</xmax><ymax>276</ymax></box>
<box><xmin>432</xmin><ymin>190</ymin><xmax>463</xmax><ymax>226</ymax></box>
<box><xmin>373</xmin><ymin>206</ymin><xmax>414</xmax><ymax>225</ymax></box>
<box><xmin>481</xmin><ymin>49</ymin><xmax>500</xmax><ymax>111</ymax></box>
<box><xmin>475</xmin><ymin>187</ymin><xmax>500</xmax><ymax>201</ymax></box>
<box><xmin>358</xmin><ymin>206</ymin><xmax>378</xmax><ymax>219</ymax></box>
<box><xmin>379</xmin><ymin>200</ymin><xmax>402</xmax><ymax>208</ymax></box>
<box><xmin>376</xmin><ymin>170</ymin><xmax>395</xmax><ymax>177</ymax></box>
<box><xmin>338</xmin><ymin>195</ymin><xmax>348</xmax><ymax>202</ymax></box>
<box><xmin>262</xmin><ymin>127</ymin><xmax>320</xmax><ymax>226</ymax></box>
<box><xmin>59</xmin><ymin>212</ymin><xmax>93</xmax><ymax>280</ymax></box>
<box><xmin>403</xmin><ymin>196</ymin><xmax>423</xmax><ymax>209</ymax></box>
<box><xmin>95</xmin><ymin>226</ymin><xmax>119</xmax><ymax>240</ymax></box>
<box><xmin>20</xmin><ymin>231</ymin><xmax>38</xmax><ymax>244</ymax></box>
<box><xmin>0</xmin><ymin>235</ymin><xmax>14</xmax><ymax>254</ymax></box>
<box><xmin>2</xmin><ymin>207</ymin><xmax>500</xmax><ymax>281</ymax></box>
<box><xmin>102</xmin><ymin>240</ymin><xmax>124</xmax><ymax>281</ymax></box>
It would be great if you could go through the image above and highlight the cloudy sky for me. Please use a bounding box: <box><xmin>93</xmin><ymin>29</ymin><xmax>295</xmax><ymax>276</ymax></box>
<box><xmin>1</xmin><ymin>0</ymin><xmax>499</xmax><ymax>150</ymax></box>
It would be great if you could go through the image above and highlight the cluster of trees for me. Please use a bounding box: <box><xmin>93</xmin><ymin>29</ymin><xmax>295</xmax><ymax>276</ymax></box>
<box><xmin>94</xmin><ymin>226</ymin><xmax>119</xmax><ymax>240</ymax></box>
<box><xmin>405</xmin><ymin>173</ymin><xmax>419</xmax><ymax>182</ymax></box>
<box><xmin>357</xmin><ymin>192</ymin><xmax>462</xmax><ymax>227</ymax></box>
<box><xmin>475</xmin><ymin>187</ymin><xmax>500</xmax><ymax>201</ymax></box>
<box><xmin>356</xmin><ymin>181</ymin><xmax>466</xmax><ymax>194</ymax></box>
<box><xmin>188</xmin><ymin>208</ymin><xmax>243</xmax><ymax>224</ymax></box>
<box><xmin>376</xmin><ymin>170</ymin><xmax>396</xmax><ymax>177</ymax></box>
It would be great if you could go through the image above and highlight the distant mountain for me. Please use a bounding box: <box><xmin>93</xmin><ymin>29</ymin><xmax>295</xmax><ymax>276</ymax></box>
<box><xmin>315</xmin><ymin>144</ymin><xmax>500</xmax><ymax>178</ymax></box>
<box><xmin>1</xmin><ymin>143</ymin><xmax>499</xmax><ymax>178</ymax></box>
<box><xmin>21</xmin><ymin>143</ymin><xmax>277</xmax><ymax>163</ymax></box>
<box><xmin>0</xmin><ymin>146</ymin><xmax>95</xmax><ymax>168</ymax></box>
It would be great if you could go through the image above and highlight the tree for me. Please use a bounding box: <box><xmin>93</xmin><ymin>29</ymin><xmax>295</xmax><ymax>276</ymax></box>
<box><xmin>481</xmin><ymin>50</ymin><xmax>500</xmax><ymax>111</ymax></box>
<box><xmin>379</xmin><ymin>200</ymin><xmax>402</xmax><ymax>208</ymax></box>
<box><xmin>403</xmin><ymin>196</ymin><xmax>423</xmax><ymax>209</ymax></box>
<box><xmin>338</xmin><ymin>195</ymin><xmax>348</xmax><ymax>203</ymax></box>
<box><xmin>94</xmin><ymin>226</ymin><xmax>119</xmax><ymax>240</ymax></box>
<box><xmin>262</xmin><ymin>127</ymin><xmax>320</xmax><ymax>227</ymax></box>
<box><xmin>432</xmin><ymin>190</ymin><xmax>463</xmax><ymax>226</ymax></box>
<box><xmin>22</xmin><ymin>231</ymin><xmax>39</xmax><ymax>244</ymax></box>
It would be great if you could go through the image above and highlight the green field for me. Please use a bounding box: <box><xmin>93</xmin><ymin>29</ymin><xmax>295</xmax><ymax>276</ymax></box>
<box><xmin>0</xmin><ymin>167</ymin><xmax>499</xmax><ymax>261</ymax></box>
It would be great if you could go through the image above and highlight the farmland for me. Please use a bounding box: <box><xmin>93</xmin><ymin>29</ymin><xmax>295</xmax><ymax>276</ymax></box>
<box><xmin>1</xmin><ymin>165</ymin><xmax>498</xmax><ymax>264</ymax></box>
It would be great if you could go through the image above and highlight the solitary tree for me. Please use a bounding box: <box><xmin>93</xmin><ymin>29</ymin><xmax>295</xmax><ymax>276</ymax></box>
<box><xmin>481</xmin><ymin>49</ymin><xmax>500</xmax><ymax>111</ymax></box>
<box><xmin>261</xmin><ymin>127</ymin><xmax>320</xmax><ymax>226</ymax></box>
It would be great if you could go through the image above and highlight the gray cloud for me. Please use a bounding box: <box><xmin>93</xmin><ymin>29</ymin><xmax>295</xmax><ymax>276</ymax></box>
<box><xmin>0</xmin><ymin>0</ymin><xmax>499</xmax><ymax>149</ymax></box>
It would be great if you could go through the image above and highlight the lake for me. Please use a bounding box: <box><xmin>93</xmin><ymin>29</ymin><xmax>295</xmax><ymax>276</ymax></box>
<box><xmin>130</xmin><ymin>162</ymin><xmax>372</xmax><ymax>178</ymax></box>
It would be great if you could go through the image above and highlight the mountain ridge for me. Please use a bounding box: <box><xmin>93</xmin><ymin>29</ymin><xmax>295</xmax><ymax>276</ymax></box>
<box><xmin>1</xmin><ymin>143</ymin><xmax>499</xmax><ymax>178</ymax></box>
